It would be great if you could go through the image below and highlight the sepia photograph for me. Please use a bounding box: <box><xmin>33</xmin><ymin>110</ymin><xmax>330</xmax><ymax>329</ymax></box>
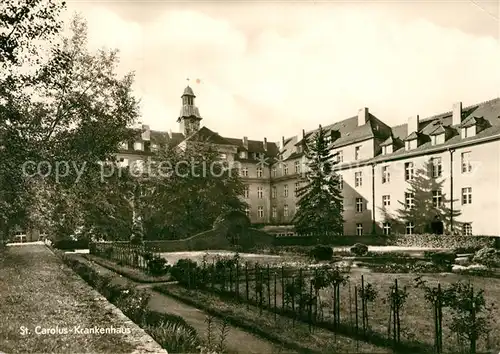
<box><xmin>1</xmin><ymin>0</ymin><xmax>499</xmax><ymax>353</ymax></box>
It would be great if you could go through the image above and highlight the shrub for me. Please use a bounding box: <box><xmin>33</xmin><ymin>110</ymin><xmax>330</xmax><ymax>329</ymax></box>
<box><xmin>429</xmin><ymin>250</ymin><xmax>456</xmax><ymax>268</ymax></box>
<box><xmin>171</xmin><ymin>259</ymin><xmax>200</xmax><ymax>285</ymax></box>
<box><xmin>53</xmin><ymin>238</ymin><xmax>89</xmax><ymax>250</ymax></box>
<box><xmin>145</xmin><ymin>254</ymin><xmax>170</xmax><ymax>276</ymax></box>
<box><xmin>308</xmin><ymin>245</ymin><xmax>333</xmax><ymax>261</ymax></box>
<box><xmin>350</xmin><ymin>243</ymin><xmax>368</xmax><ymax>256</ymax></box>
<box><xmin>472</xmin><ymin>247</ymin><xmax>500</xmax><ymax>268</ymax></box>
<box><xmin>453</xmin><ymin>246</ymin><xmax>480</xmax><ymax>255</ymax></box>
<box><xmin>146</xmin><ymin>320</ymin><xmax>200</xmax><ymax>353</ymax></box>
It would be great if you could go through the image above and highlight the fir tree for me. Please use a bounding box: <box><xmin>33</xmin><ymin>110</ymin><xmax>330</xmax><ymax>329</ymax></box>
<box><xmin>293</xmin><ymin>125</ymin><xmax>343</xmax><ymax>236</ymax></box>
<box><xmin>381</xmin><ymin>161</ymin><xmax>462</xmax><ymax>235</ymax></box>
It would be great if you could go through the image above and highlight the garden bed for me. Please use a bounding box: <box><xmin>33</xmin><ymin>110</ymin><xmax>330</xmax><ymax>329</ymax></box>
<box><xmin>154</xmin><ymin>283</ymin><xmax>392</xmax><ymax>353</ymax></box>
<box><xmin>84</xmin><ymin>254</ymin><xmax>171</xmax><ymax>283</ymax></box>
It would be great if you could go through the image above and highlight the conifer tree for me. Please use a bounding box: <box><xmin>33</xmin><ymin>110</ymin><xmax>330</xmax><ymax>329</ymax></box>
<box><xmin>293</xmin><ymin>125</ymin><xmax>343</xmax><ymax>236</ymax></box>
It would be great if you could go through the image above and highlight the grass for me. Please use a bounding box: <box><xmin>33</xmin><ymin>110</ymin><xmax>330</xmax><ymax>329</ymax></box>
<box><xmin>154</xmin><ymin>283</ymin><xmax>392</xmax><ymax>353</ymax></box>
<box><xmin>0</xmin><ymin>245</ymin><xmax>152</xmax><ymax>354</ymax></box>
<box><xmin>84</xmin><ymin>254</ymin><xmax>171</xmax><ymax>283</ymax></box>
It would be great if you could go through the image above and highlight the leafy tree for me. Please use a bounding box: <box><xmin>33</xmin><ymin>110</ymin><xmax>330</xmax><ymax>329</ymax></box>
<box><xmin>138</xmin><ymin>139</ymin><xmax>247</xmax><ymax>240</ymax></box>
<box><xmin>0</xmin><ymin>0</ymin><xmax>67</xmax><ymax>245</ymax></box>
<box><xmin>293</xmin><ymin>125</ymin><xmax>343</xmax><ymax>236</ymax></box>
<box><xmin>381</xmin><ymin>161</ymin><xmax>462</xmax><ymax>235</ymax></box>
<box><xmin>1</xmin><ymin>9</ymin><xmax>139</xmax><ymax>244</ymax></box>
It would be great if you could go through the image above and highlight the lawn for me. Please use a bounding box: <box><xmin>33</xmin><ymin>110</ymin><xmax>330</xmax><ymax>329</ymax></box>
<box><xmin>0</xmin><ymin>245</ymin><xmax>164</xmax><ymax>354</ymax></box>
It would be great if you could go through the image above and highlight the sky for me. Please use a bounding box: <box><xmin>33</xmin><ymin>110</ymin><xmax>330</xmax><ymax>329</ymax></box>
<box><xmin>63</xmin><ymin>0</ymin><xmax>500</xmax><ymax>142</ymax></box>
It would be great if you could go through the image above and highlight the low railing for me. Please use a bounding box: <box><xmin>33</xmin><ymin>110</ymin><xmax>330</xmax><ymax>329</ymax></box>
<box><xmin>89</xmin><ymin>242</ymin><xmax>151</xmax><ymax>271</ymax></box>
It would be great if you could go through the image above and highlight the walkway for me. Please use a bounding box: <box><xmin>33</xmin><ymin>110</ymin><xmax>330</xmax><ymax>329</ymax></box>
<box><xmin>0</xmin><ymin>244</ymin><xmax>166</xmax><ymax>354</ymax></box>
<box><xmin>78</xmin><ymin>255</ymin><xmax>290</xmax><ymax>354</ymax></box>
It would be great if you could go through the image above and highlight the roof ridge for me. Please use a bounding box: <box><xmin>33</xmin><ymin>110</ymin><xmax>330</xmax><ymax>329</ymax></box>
<box><xmin>419</xmin><ymin>97</ymin><xmax>500</xmax><ymax>123</ymax></box>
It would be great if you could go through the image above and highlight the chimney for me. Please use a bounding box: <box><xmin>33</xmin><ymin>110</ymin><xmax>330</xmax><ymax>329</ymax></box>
<box><xmin>452</xmin><ymin>101</ymin><xmax>462</xmax><ymax>126</ymax></box>
<box><xmin>263</xmin><ymin>137</ymin><xmax>267</xmax><ymax>151</ymax></box>
<box><xmin>141</xmin><ymin>124</ymin><xmax>150</xmax><ymax>141</ymax></box>
<box><xmin>168</xmin><ymin>129</ymin><xmax>172</xmax><ymax>139</ymax></box>
<box><xmin>242</xmin><ymin>136</ymin><xmax>248</xmax><ymax>149</ymax></box>
<box><xmin>280</xmin><ymin>136</ymin><xmax>285</xmax><ymax>150</ymax></box>
<box><xmin>358</xmin><ymin>107</ymin><xmax>369</xmax><ymax>126</ymax></box>
<box><xmin>407</xmin><ymin>115</ymin><xmax>420</xmax><ymax>135</ymax></box>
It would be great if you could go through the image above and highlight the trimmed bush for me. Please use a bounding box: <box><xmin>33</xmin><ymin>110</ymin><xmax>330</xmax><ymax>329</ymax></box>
<box><xmin>170</xmin><ymin>259</ymin><xmax>200</xmax><ymax>285</ymax></box>
<box><xmin>53</xmin><ymin>238</ymin><xmax>89</xmax><ymax>250</ymax></box>
<box><xmin>146</xmin><ymin>254</ymin><xmax>170</xmax><ymax>276</ymax></box>
<box><xmin>472</xmin><ymin>247</ymin><xmax>500</xmax><ymax>268</ymax></box>
<box><xmin>350</xmin><ymin>243</ymin><xmax>368</xmax><ymax>256</ymax></box>
<box><xmin>308</xmin><ymin>245</ymin><xmax>333</xmax><ymax>261</ymax></box>
<box><xmin>429</xmin><ymin>250</ymin><xmax>456</xmax><ymax>268</ymax></box>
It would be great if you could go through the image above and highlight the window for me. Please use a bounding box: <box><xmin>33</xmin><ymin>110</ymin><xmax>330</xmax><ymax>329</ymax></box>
<box><xmin>405</xmin><ymin>139</ymin><xmax>418</xmax><ymax>150</ymax></box>
<box><xmin>272</xmin><ymin>206</ymin><xmax>277</xmax><ymax>219</ymax></box>
<box><xmin>461</xmin><ymin>152</ymin><xmax>472</xmax><ymax>173</ymax></box>
<box><xmin>272</xmin><ymin>186</ymin><xmax>277</xmax><ymax>198</ymax></box>
<box><xmin>257</xmin><ymin>186</ymin><xmax>263</xmax><ymax>199</ymax></box>
<box><xmin>355</xmin><ymin>146</ymin><xmax>361</xmax><ymax>160</ymax></box>
<box><xmin>462</xmin><ymin>187</ymin><xmax>472</xmax><ymax>205</ymax></box>
<box><xmin>132</xmin><ymin>159</ymin><xmax>145</xmax><ymax>174</ymax></box>
<box><xmin>284</xmin><ymin>185</ymin><xmax>289</xmax><ymax>197</ymax></box>
<box><xmin>431</xmin><ymin>157</ymin><xmax>442</xmax><ymax>178</ymax></box>
<box><xmin>256</xmin><ymin>167</ymin><xmax>263</xmax><ymax>178</ymax></box>
<box><xmin>462</xmin><ymin>223</ymin><xmax>472</xmax><ymax>236</ymax></box>
<box><xmin>432</xmin><ymin>190</ymin><xmax>442</xmax><ymax>207</ymax></box>
<box><xmin>432</xmin><ymin>134</ymin><xmax>445</xmax><ymax>145</ymax></box>
<box><xmin>382</xmin><ymin>195</ymin><xmax>390</xmax><ymax>206</ymax></box>
<box><xmin>294</xmin><ymin>161</ymin><xmax>301</xmax><ymax>174</ymax></box>
<box><xmin>150</xmin><ymin>143</ymin><xmax>158</xmax><ymax>152</ymax></box>
<box><xmin>355</xmin><ymin>198</ymin><xmax>363</xmax><ymax>213</ymax></box>
<box><xmin>272</xmin><ymin>167</ymin><xmax>277</xmax><ymax>177</ymax></box>
<box><xmin>337</xmin><ymin>174</ymin><xmax>343</xmax><ymax>189</ymax></box>
<box><xmin>355</xmin><ymin>171</ymin><xmax>362</xmax><ymax>187</ymax></box>
<box><xmin>241</xmin><ymin>167</ymin><xmax>248</xmax><ymax>177</ymax></box>
<box><xmin>356</xmin><ymin>223</ymin><xmax>363</xmax><ymax>236</ymax></box>
<box><xmin>405</xmin><ymin>222</ymin><xmax>415</xmax><ymax>235</ymax></box>
<box><xmin>296</xmin><ymin>145</ymin><xmax>303</xmax><ymax>153</ymax></box>
<box><xmin>382</xmin><ymin>145</ymin><xmax>393</xmax><ymax>155</ymax></box>
<box><xmin>119</xmin><ymin>142</ymin><xmax>128</xmax><ymax>150</ymax></box>
<box><xmin>462</xmin><ymin>126</ymin><xmax>476</xmax><ymax>139</ymax></box>
<box><xmin>239</xmin><ymin>151</ymin><xmax>247</xmax><ymax>159</ymax></box>
<box><xmin>337</xmin><ymin>150</ymin><xmax>343</xmax><ymax>163</ymax></box>
<box><xmin>258</xmin><ymin>206</ymin><xmax>264</xmax><ymax>218</ymax></box>
<box><xmin>134</xmin><ymin>142</ymin><xmax>143</xmax><ymax>151</ymax></box>
<box><xmin>283</xmin><ymin>164</ymin><xmax>288</xmax><ymax>175</ymax></box>
<box><xmin>119</xmin><ymin>158</ymin><xmax>129</xmax><ymax>167</ymax></box>
<box><xmin>284</xmin><ymin>205</ymin><xmax>289</xmax><ymax>217</ymax></box>
<box><xmin>294</xmin><ymin>182</ymin><xmax>300</xmax><ymax>197</ymax></box>
<box><xmin>382</xmin><ymin>166</ymin><xmax>390</xmax><ymax>184</ymax></box>
<box><xmin>254</xmin><ymin>152</ymin><xmax>262</xmax><ymax>159</ymax></box>
<box><xmin>383</xmin><ymin>222</ymin><xmax>391</xmax><ymax>235</ymax></box>
<box><xmin>219</xmin><ymin>153</ymin><xmax>227</xmax><ymax>160</ymax></box>
<box><xmin>243</xmin><ymin>185</ymin><xmax>249</xmax><ymax>198</ymax></box>
<box><xmin>245</xmin><ymin>207</ymin><xmax>250</xmax><ymax>217</ymax></box>
<box><xmin>404</xmin><ymin>162</ymin><xmax>414</xmax><ymax>181</ymax></box>
<box><xmin>405</xmin><ymin>192</ymin><xmax>414</xmax><ymax>209</ymax></box>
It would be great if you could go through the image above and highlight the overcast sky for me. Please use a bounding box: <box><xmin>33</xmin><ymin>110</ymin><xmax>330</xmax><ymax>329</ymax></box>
<box><xmin>64</xmin><ymin>0</ymin><xmax>500</xmax><ymax>142</ymax></box>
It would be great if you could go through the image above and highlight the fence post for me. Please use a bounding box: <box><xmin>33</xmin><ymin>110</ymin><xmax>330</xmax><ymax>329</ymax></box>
<box><xmin>236</xmin><ymin>261</ymin><xmax>239</xmax><ymax>301</ymax></box>
<box><xmin>274</xmin><ymin>271</ymin><xmax>277</xmax><ymax>321</ymax></box>
<box><xmin>281</xmin><ymin>266</ymin><xmax>285</xmax><ymax>314</ymax></box>
<box><xmin>470</xmin><ymin>286</ymin><xmax>476</xmax><ymax>354</ymax></box>
<box><xmin>245</xmin><ymin>262</ymin><xmax>249</xmax><ymax>308</ymax></box>
<box><xmin>355</xmin><ymin>285</ymin><xmax>359</xmax><ymax>335</ymax></box>
<box><xmin>267</xmin><ymin>265</ymin><xmax>271</xmax><ymax>309</ymax></box>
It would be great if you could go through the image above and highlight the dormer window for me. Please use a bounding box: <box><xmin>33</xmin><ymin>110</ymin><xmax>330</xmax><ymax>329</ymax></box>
<box><xmin>431</xmin><ymin>133</ymin><xmax>445</xmax><ymax>146</ymax></box>
<box><xmin>239</xmin><ymin>151</ymin><xmax>247</xmax><ymax>159</ymax></box>
<box><xmin>134</xmin><ymin>142</ymin><xmax>143</xmax><ymax>151</ymax></box>
<box><xmin>462</xmin><ymin>125</ymin><xmax>476</xmax><ymax>139</ymax></box>
<box><xmin>296</xmin><ymin>145</ymin><xmax>303</xmax><ymax>153</ymax></box>
<box><xmin>405</xmin><ymin>139</ymin><xmax>417</xmax><ymax>151</ymax></box>
<box><xmin>382</xmin><ymin>145</ymin><xmax>393</xmax><ymax>155</ymax></box>
<box><xmin>151</xmin><ymin>143</ymin><xmax>158</xmax><ymax>152</ymax></box>
<box><xmin>119</xmin><ymin>142</ymin><xmax>128</xmax><ymax>150</ymax></box>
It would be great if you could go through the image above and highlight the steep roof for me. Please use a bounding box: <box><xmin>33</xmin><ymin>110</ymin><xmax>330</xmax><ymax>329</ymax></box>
<box><xmin>183</xmin><ymin>126</ymin><xmax>234</xmax><ymax>146</ymax></box>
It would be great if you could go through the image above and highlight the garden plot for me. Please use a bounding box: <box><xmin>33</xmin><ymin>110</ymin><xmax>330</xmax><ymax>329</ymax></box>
<box><xmin>159</xmin><ymin>250</ymin><xmax>283</xmax><ymax>266</ymax></box>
